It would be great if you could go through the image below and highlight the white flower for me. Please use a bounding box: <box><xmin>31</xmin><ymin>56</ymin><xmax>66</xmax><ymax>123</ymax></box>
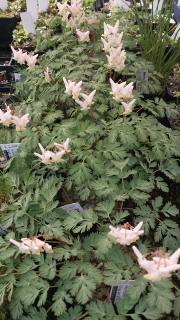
<box><xmin>63</xmin><ymin>77</ymin><xmax>76</xmax><ymax>95</ymax></box>
<box><xmin>76</xmin><ymin>29</ymin><xmax>90</xmax><ymax>42</ymax></box>
<box><xmin>11</xmin><ymin>46</ymin><xmax>27</xmax><ymax>65</ymax></box>
<box><xmin>110</xmin><ymin>78</ymin><xmax>134</xmax><ymax>101</ymax></box>
<box><xmin>54</xmin><ymin>138</ymin><xmax>70</xmax><ymax>152</ymax></box>
<box><xmin>101</xmin><ymin>37</ymin><xmax>111</xmax><ymax>52</ymax></box>
<box><xmin>44</xmin><ymin>67</ymin><xmax>50</xmax><ymax>83</ymax></box>
<box><xmin>106</xmin><ymin>46</ymin><xmax>126</xmax><ymax>72</ymax></box>
<box><xmin>57</xmin><ymin>1</ymin><xmax>68</xmax><ymax>15</ymax></box>
<box><xmin>133</xmin><ymin>246</ymin><xmax>180</xmax><ymax>281</ymax></box>
<box><xmin>71</xmin><ymin>80</ymin><xmax>83</xmax><ymax>99</ymax></box>
<box><xmin>103</xmin><ymin>20</ymin><xmax>119</xmax><ymax>37</ymax></box>
<box><xmin>75</xmin><ymin>99</ymin><xmax>90</xmax><ymax>110</ymax></box>
<box><xmin>109</xmin><ymin>221</ymin><xmax>144</xmax><ymax>245</ymax></box>
<box><xmin>68</xmin><ymin>1</ymin><xmax>82</xmax><ymax>16</ymax></box>
<box><xmin>22</xmin><ymin>238</ymin><xmax>53</xmax><ymax>254</ymax></box>
<box><xmin>121</xmin><ymin>99</ymin><xmax>136</xmax><ymax>114</ymax></box>
<box><xmin>75</xmin><ymin>90</ymin><xmax>96</xmax><ymax>110</ymax></box>
<box><xmin>25</xmin><ymin>54</ymin><xmax>38</xmax><ymax>70</ymax></box>
<box><xmin>153</xmin><ymin>248</ymin><xmax>180</xmax><ymax>267</ymax></box>
<box><xmin>21</xmin><ymin>238</ymin><xmax>43</xmax><ymax>255</ymax></box>
<box><xmin>10</xmin><ymin>239</ymin><xmax>30</xmax><ymax>254</ymax></box>
<box><xmin>63</xmin><ymin>78</ymin><xmax>82</xmax><ymax>99</ymax></box>
<box><xmin>34</xmin><ymin>143</ymin><xmax>53</xmax><ymax>164</ymax></box>
<box><xmin>11</xmin><ymin>114</ymin><xmax>29</xmax><ymax>131</ymax></box>
<box><xmin>50</xmin><ymin>150</ymin><xmax>65</xmax><ymax>162</ymax></box>
<box><xmin>107</xmin><ymin>32</ymin><xmax>123</xmax><ymax>47</ymax></box>
<box><xmin>80</xmin><ymin>90</ymin><xmax>96</xmax><ymax>105</ymax></box>
<box><xmin>0</xmin><ymin>109</ymin><xmax>12</xmax><ymax>126</ymax></box>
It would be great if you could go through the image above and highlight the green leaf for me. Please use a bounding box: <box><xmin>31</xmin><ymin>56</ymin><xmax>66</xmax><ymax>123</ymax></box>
<box><xmin>174</xmin><ymin>292</ymin><xmax>180</xmax><ymax>317</ymax></box>
<box><xmin>9</xmin><ymin>299</ymin><xmax>23</xmax><ymax>320</ymax></box>
<box><xmin>60</xmin><ymin>305</ymin><xmax>83</xmax><ymax>320</ymax></box>
<box><xmin>0</xmin><ymin>247</ymin><xmax>17</xmax><ymax>261</ymax></box>
<box><xmin>86</xmin><ymin>301</ymin><xmax>115</xmax><ymax>319</ymax></box>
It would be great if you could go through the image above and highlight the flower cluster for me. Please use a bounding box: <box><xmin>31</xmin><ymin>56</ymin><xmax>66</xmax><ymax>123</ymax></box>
<box><xmin>109</xmin><ymin>78</ymin><xmax>136</xmax><ymax>112</ymax></box>
<box><xmin>34</xmin><ymin>138</ymin><xmax>70</xmax><ymax>164</ymax></box>
<box><xmin>63</xmin><ymin>77</ymin><xmax>96</xmax><ymax>110</ymax></box>
<box><xmin>0</xmin><ymin>108</ymin><xmax>29</xmax><ymax>131</ymax></box>
<box><xmin>10</xmin><ymin>238</ymin><xmax>53</xmax><ymax>255</ymax></box>
<box><xmin>109</xmin><ymin>221</ymin><xmax>144</xmax><ymax>245</ymax></box>
<box><xmin>57</xmin><ymin>0</ymin><xmax>86</xmax><ymax>29</ymax></box>
<box><xmin>11</xmin><ymin>46</ymin><xmax>38</xmax><ymax>70</ymax></box>
<box><xmin>101</xmin><ymin>20</ymin><xmax>126</xmax><ymax>72</ymax></box>
<box><xmin>133</xmin><ymin>246</ymin><xmax>180</xmax><ymax>281</ymax></box>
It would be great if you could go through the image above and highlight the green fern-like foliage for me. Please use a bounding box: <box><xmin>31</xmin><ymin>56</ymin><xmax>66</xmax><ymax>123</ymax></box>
<box><xmin>0</xmin><ymin>2</ymin><xmax>180</xmax><ymax>320</ymax></box>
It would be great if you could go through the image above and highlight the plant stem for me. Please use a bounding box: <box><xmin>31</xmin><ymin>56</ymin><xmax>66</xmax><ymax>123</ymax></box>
<box><xmin>89</xmin><ymin>106</ymin><xmax>95</xmax><ymax>123</ymax></box>
<box><xmin>76</xmin><ymin>312</ymin><xmax>89</xmax><ymax>320</ymax></box>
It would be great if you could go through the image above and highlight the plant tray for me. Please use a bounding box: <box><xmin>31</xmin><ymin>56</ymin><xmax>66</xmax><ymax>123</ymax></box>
<box><xmin>0</xmin><ymin>56</ymin><xmax>14</xmax><ymax>93</ymax></box>
<box><xmin>0</xmin><ymin>17</ymin><xmax>20</xmax><ymax>46</ymax></box>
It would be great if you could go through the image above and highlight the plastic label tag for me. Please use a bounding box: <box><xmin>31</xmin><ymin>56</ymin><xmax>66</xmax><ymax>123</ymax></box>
<box><xmin>110</xmin><ymin>280</ymin><xmax>134</xmax><ymax>304</ymax></box>
<box><xmin>136</xmin><ymin>69</ymin><xmax>148</xmax><ymax>93</ymax></box>
<box><xmin>14</xmin><ymin>73</ymin><xmax>21</xmax><ymax>82</ymax></box>
<box><xmin>38</xmin><ymin>0</ymin><xmax>49</xmax><ymax>12</ymax></box>
<box><xmin>60</xmin><ymin>202</ymin><xmax>84</xmax><ymax>214</ymax></box>
<box><xmin>20</xmin><ymin>12</ymin><xmax>36</xmax><ymax>34</ymax></box>
<box><xmin>0</xmin><ymin>0</ymin><xmax>8</xmax><ymax>10</ymax></box>
<box><xmin>26</xmin><ymin>0</ymin><xmax>38</xmax><ymax>22</ymax></box>
<box><xmin>0</xmin><ymin>143</ymin><xmax>20</xmax><ymax>160</ymax></box>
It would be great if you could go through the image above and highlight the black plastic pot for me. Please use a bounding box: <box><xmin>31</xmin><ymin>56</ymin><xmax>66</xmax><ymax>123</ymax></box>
<box><xmin>0</xmin><ymin>17</ymin><xmax>20</xmax><ymax>46</ymax></box>
<box><xmin>0</xmin><ymin>55</ymin><xmax>14</xmax><ymax>93</ymax></box>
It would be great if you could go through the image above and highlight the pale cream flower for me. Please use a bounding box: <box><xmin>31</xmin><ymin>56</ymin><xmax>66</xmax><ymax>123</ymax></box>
<box><xmin>121</xmin><ymin>99</ymin><xmax>136</xmax><ymax>114</ymax></box>
<box><xmin>44</xmin><ymin>67</ymin><xmax>51</xmax><ymax>83</ymax></box>
<box><xmin>76</xmin><ymin>29</ymin><xmax>90</xmax><ymax>42</ymax></box>
<box><xmin>103</xmin><ymin>20</ymin><xmax>119</xmax><ymax>37</ymax></box>
<box><xmin>34</xmin><ymin>143</ymin><xmax>53</xmax><ymax>164</ymax></box>
<box><xmin>75</xmin><ymin>99</ymin><xmax>90</xmax><ymax>110</ymax></box>
<box><xmin>71</xmin><ymin>80</ymin><xmax>83</xmax><ymax>99</ymax></box>
<box><xmin>21</xmin><ymin>238</ymin><xmax>43</xmax><ymax>255</ymax></box>
<box><xmin>11</xmin><ymin>114</ymin><xmax>29</xmax><ymax>131</ymax></box>
<box><xmin>54</xmin><ymin>138</ymin><xmax>70</xmax><ymax>152</ymax></box>
<box><xmin>25</xmin><ymin>54</ymin><xmax>38</xmax><ymax>70</ymax></box>
<box><xmin>10</xmin><ymin>239</ymin><xmax>30</xmax><ymax>254</ymax></box>
<box><xmin>63</xmin><ymin>77</ymin><xmax>76</xmax><ymax>95</ymax></box>
<box><xmin>133</xmin><ymin>246</ymin><xmax>180</xmax><ymax>281</ymax></box>
<box><xmin>109</xmin><ymin>221</ymin><xmax>144</xmax><ymax>245</ymax></box>
<box><xmin>63</xmin><ymin>77</ymin><xmax>83</xmax><ymax>99</ymax></box>
<box><xmin>107</xmin><ymin>32</ymin><xmax>123</xmax><ymax>47</ymax></box>
<box><xmin>57</xmin><ymin>1</ymin><xmax>69</xmax><ymax>15</ymax></box>
<box><xmin>110</xmin><ymin>78</ymin><xmax>134</xmax><ymax>101</ymax></box>
<box><xmin>80</xmin><ymin>90</ymin><xmax>96</xmax><ymax>105</ymax></box>
<box><xmin>50</xmin><ymin>150</ymin><xmax>65</xmax><ymax>162</ymax></box>
<box><xmin>0</xmin><ymin>109</ymin><xmax>12</xmax><ymax>126</ymax></box>
<box><xmin>101</xmin><ymin>37</ymin><xmax>111</xmax><ymax>52</ymax></box>
<box><xmin>11</xmin><ymin>46</ymin><xmax>27</xmax><ymax>65</ymax></box>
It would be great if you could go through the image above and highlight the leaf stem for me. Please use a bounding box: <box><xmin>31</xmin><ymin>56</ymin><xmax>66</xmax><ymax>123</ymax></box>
<box><xmin>89</xmin><ymin>106</ymin><xmax>95</xmax><ymax>124</ymax></box>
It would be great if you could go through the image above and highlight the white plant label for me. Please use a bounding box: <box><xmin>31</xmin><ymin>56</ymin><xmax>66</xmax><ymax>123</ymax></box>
<box><xmin>38</xmin><ymin>0</ymin><xmax>49</xmax><ymax>12</ymax></box>
<box><xmin>0</xmin><ymin>0</ymin><xmax>8</xmax><ymax>10</ymax></box>
<box><xmin>0</xmin><ymin>143</ymin><xmax>20</xmax><ymax>161</ymax></box>
<box><xmin>20</xmin><ymin>12</ymin><xmax>36</xmax><ymax>34</ymax></box>
<box><xmin>136</xmin><ymin>69</ymin><xmax>148</xmax><ymax>93</ymax></box>
<box><xmin>14</xmin><ymin>73</ymin><xmax>21</xmax><ymax>82</ymax></box>
<box><xmin>60</xmin><ymin>202</ymin><xmax>84</xmax><ymax>214</ymax></box>
<box><xmin>26</xmin><ymin>0</ymin><xmax>38</xmax><ymax>22</ymax></box>
<box><xmin>110</xmin><ymin>280</ymin><xmax>135</xmax><ymax>304</ymax></box>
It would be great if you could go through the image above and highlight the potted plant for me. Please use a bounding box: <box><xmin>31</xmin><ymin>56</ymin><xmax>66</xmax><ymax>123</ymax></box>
<box><xmin>131</xmin><ymin>0</ymin><xmax>180</xmax><ymax>96</ymax></box>
<box><xmin>0</xmin><ymin>1</ymin><xmax>180</xmax><ymax>319</ymax></box>
<box><xmin>0</xmin><ymin>0</ymin><xmax>25</xmax><ymax>46</ymax></box>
